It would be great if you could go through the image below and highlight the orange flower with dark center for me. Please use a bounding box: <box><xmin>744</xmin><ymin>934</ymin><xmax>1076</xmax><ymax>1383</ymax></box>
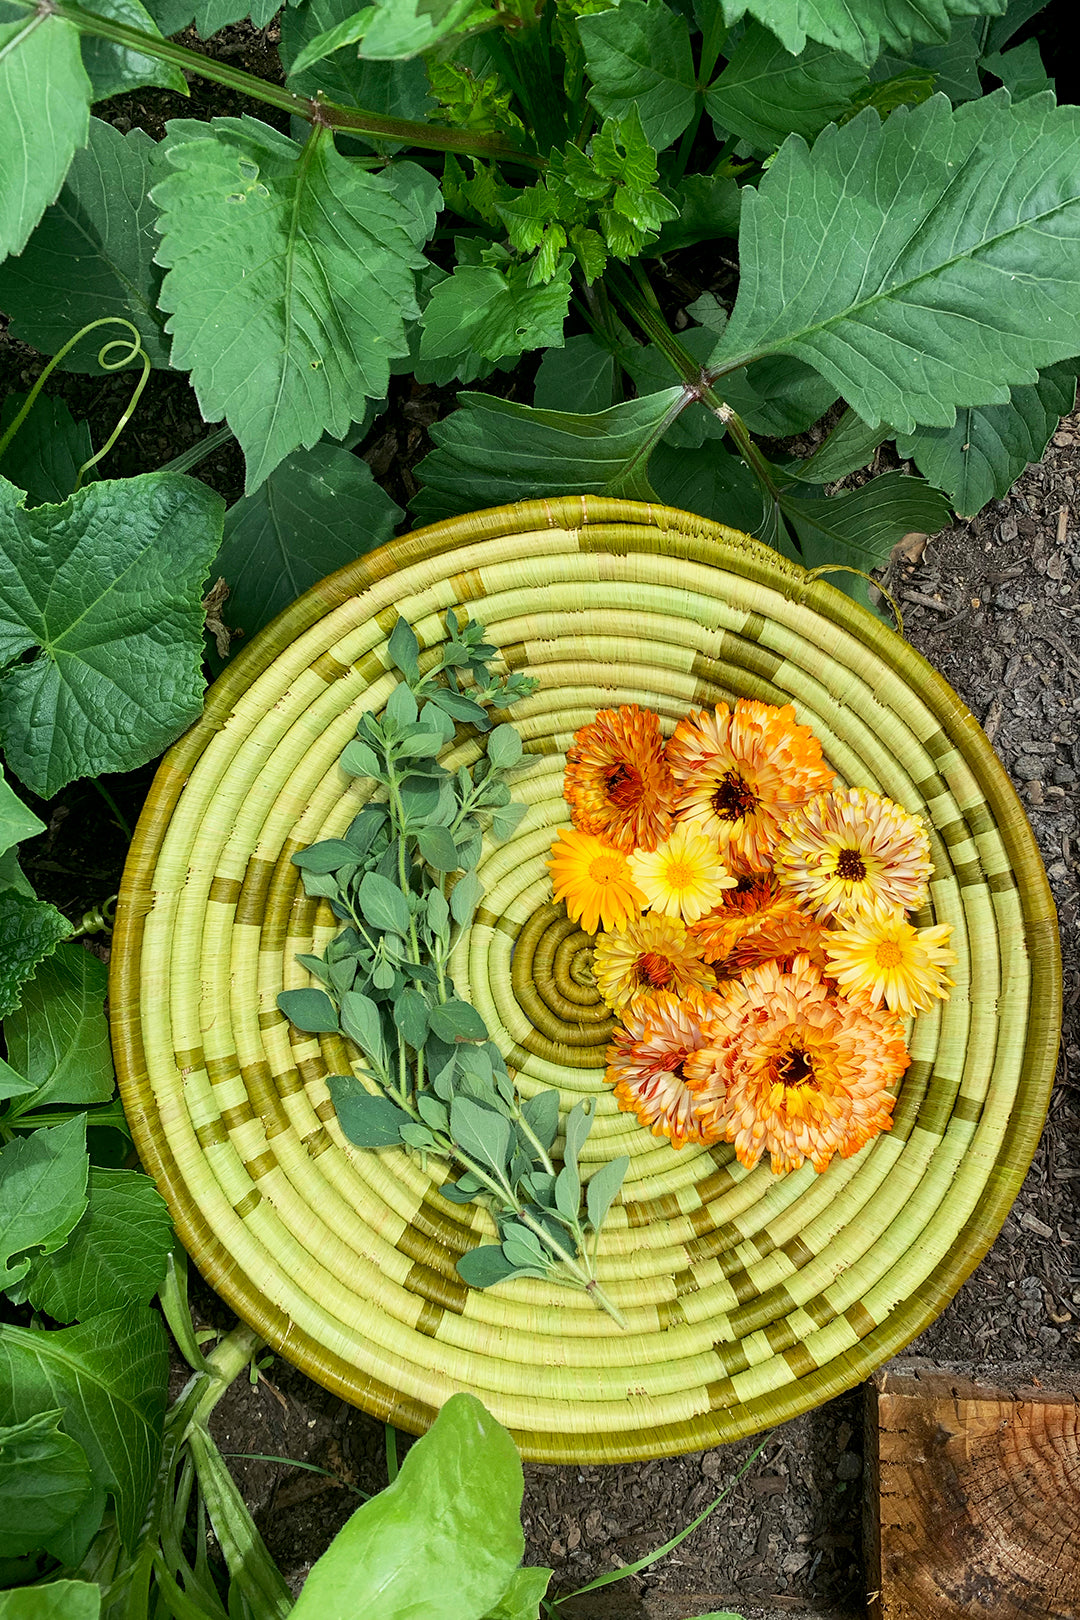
<box><xmin>689</xmin><ymin>873</ymin><xmax>804</xmax><ymax>965</ymax></box>
<box><xmin>563</xmin><ymin>705</ymin><xmax>676</xmax><ymax>853</ymax></box>
<box><xmin>604</xmin><ymin>989</ymin><xmax>724</xmax><ymax>1148</ymax></box>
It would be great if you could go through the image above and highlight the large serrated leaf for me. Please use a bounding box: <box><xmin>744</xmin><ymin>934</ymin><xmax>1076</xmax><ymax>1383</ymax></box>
<box><xmin>0</xmin><ymin>472</ymin><xmax>223</xmax><ymax>797</ymax></box>
<box><xmin>22</xmin><ymin>1168</ymin><xmax>172</xmax><ymax>1323</ymax></box>
<box><xmin>706</xmin><ymin>22</ymin><xmax>867</xmax><ymax>149</ymax></box>
<box><xmin>0</xmin><ymin>395</ymin><xmax>94</xmax><ymax>505</ymax></box>
<box><xmin>0</xmin><ymin>1115</ymin><xmax>88</xmax><ymax>1288</ymax></box>
<box><xmin>708</xmin><ymin>93</ymin><xmax>1080</xmax><ymax>436</ymax></box>
<box><xmin>0</xmin><ymin>1584</ymin><xmax>101</xmax><ymax>1620</ymax></box>
<box><xmin>0</xmin><ymin>1411</ymin><xmax>94</xmax><ymax>1560</ymax></box>
<box><xmin>0</xmin><ymin>1307</ymin><xmax>168</xmax><ymax>1550</ymax></box>
<box><xmin>578</xmin><ymin>0</ymin><xmax>697</xmax><ymax>153</ymax></box>
<box><xmin>412</xmin><ymin>388</ymin><xmax>682</xmax><ymax>521</ymax></box>
<box><xmin>0</xmin><ymin>891</ymin><xmax>72</xmax><ymax>1021</ymax></box>
<box><xmin>897</xmin><ymin>359</ymin><xmax>1080</xmax><ymax>515</ymax></box>
<box><xmin>419</xmin><ymin>259</ymin><xmax>572</xmax><ymax>377</ymax></box>
<box><xmin>152</xmin><ymin>118</ymin><xmax>431</xmax><ymax>491</ymax></box>
<box><xmin>213</xmin><ymin>442</ymin><xmax>402</xmax><ymax>657</ymax></box>
<box><xmin>0</xmin><ymin>119</ymin><xmax>172</xmax><ymax>372</ymax></box>
<box><xmin>78</xmin><ymin>0</ymin><xmax>187</xmax><ymax>101</ymax></box>
<box><xmin>0</xmin><ymin>11</ymin><xmax>91</xmax><ymax>264</ymax></box>
<box><xmin>713</xmin><ymin>0</ymin><xmax>1006</xmax><ymax>69</ymax></box>
<box><xmin>4</xmin><ymin>942</ymin><xmax>114</xmax><ymax>1110</ymax></box>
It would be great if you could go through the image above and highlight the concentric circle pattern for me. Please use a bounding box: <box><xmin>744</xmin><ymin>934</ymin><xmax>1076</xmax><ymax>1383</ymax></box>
<box><xmin>111</xmin><ymin>499</ymin><xmax>1061</xmax><ymax>1462</ymax></box>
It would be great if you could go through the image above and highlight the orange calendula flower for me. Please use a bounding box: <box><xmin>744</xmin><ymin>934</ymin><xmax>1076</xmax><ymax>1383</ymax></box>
<box><xmin>729</xmin><ymin>910</ymin><xmax>830</xmax><ymax>974</ymax></box>
<box><xmin>563</xmin><ymin>704</ymin><xmax>676</xmax><ymax>853</ymax></box>
<box><xmin>604</xmin><ymin>989</ymin><xmax>724</xmax><ymax>1148</ymax></box>
<box><xmin>628</xmin><ymin>822</ymin><xmax>737</xmax><ymax>924</ymax></box>
<box><xmin>688</xmin><ymin>956</ymin><xmax>908</xmax><ymax>1174</ymax></box>
<box><xmin>689</xmin><ymin>873</ymin><xmax>806</xmax><ymax>965</ymax></box>
<box><xmin>773</xmin><ymin>786</ymin><xmax>932</xmax><ymax>922</ymax></box>
<box><xmin>824</xmin><ymin>910</ymin><xmax>957</xmax><ymax>1015</ymax></box>
<box><xmin>667</xmin><ymin>700</ymin><xmax>834</xmax><ymax>872</ymax></box>
<box><xmin>592</xmin><ymin>914</ymin><xmax>714</xmax><ymax>1013</ymax></box>
<box><xmin>547</xmin><ymin>826</ymin><xmax>645</xmax><ymax>935</ymax></box>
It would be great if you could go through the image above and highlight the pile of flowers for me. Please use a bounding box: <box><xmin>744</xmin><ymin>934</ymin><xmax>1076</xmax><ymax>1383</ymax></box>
<box><xmin>546</xmin><ymin>701</ymin><xmax>957</xmax><ymax>1175</ymax></box>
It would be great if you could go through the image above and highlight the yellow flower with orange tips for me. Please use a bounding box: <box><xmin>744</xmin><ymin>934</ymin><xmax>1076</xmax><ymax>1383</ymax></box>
<box><xmin>687</xmin><ymin>955</ymin><xmax>908</xmax><ymax>1174</ymax></box>
<box><xmin>667</xmin><ymin>699</ymin><xmax>834</xmax><ymax>872</ymax></box>
<box><xmin>547</xmin><ymin>826</ymin><xmax>645</xmax><ymax>935</ymax></box>
<box><xmin>628</xmin><ymin>822</ymin><xmax>737</xmax><ymax>924</ymax></box>
<box><xmin>688</xmin><ymin>873</ymin><xmax>807</xmax><ymax>965</ymax></box>
<box><xmin>592</xmin><ymin>914</ymin><xmax>714</xmax><ymax>1013</ymax></box>
<box><xmin>562</xmin><ymin>704</ymin><xmax>676</xmax><ymax>853</ymax></box>
<box><xmin>773</xmin><ymin>786</ymin><xmax>931</xmax><ymax>922</ymax></box>
<box><xmin>604</xmin><ymin>989</ymin><xmax>724</xmax><ymax>1148</ymax></box>
<box><xmin>824</xmin><ymin>909</ymin><xmax>957</xmax><ymax>1015</ymax></box>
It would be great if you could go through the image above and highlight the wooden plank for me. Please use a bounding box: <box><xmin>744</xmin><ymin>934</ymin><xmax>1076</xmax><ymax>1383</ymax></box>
<box><xmin>866</xmin><ymin>1363</ymin><xmax>1080</xmax><ymax>1620</ymax></box>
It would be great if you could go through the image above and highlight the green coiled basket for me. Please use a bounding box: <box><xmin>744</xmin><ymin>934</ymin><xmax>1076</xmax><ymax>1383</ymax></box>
<box><xmin>111</xmin><ymin>497</ymin><xmax>1061</xmax><ymax>1463</ymax></box>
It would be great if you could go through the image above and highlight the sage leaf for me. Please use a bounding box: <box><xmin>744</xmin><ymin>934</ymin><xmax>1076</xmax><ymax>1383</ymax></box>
<box><xmin>0</xmin><ymin>1411</ymin><xmax>93</xmax><ymax>1561</ymax></box>
<box><xmin>521</xmin><ymin>1090</ymin><xmax>560</xmax><ymax>1156</ymax></box>
<box><xmin>563</xmin><ymin>1098</ymin><xmax>595</xmax><ymax>1178</ymax></box>
<box><xmin>388</xmin><ymin>616</ymin><xmax>421</xmax><ymax>683</ymax></box>
<box><xmin>486</xmin><ymin>724</ymin><xmax>522</xmax><ymax>770</ymax></box>
<box><xmin>585</xmin><ymin>1155</ymin><xmax>629</xmax><ymax>1233</ymax></box>
<box><xmin>0</xmin><ymin>1116</ymin><xmax>88</xmax><ymax>1289</ymax></box>
<box><xmin>358</xmin><ymin>870</ymin><xmax>411</xmax><ymax>937</ymax></box>
<box><xmin>4</xmin><ymin>942</ymin><xmax>114</xmax><ymax>1110</ymax></box>
<box><xmin>277</xmin><ymin>987</ymin><xmax>339</xmax><ymax>1033</ymax></box>
<box><xmin>0</xmin><ymin>472</ymin><xmax>223</xmax><ymax>798</ymax></box>
<box><xmin>0</xmin><ymin>11</ymin><xmax>91</xmax><ymax>264</ymax></box>
<box><xmin>553</xmin><ymin>1164</ymin><xmax>580</xmax><ymax>1225</ymax></box>
<box><xmin>416</xmin><ymin>1094</ymin><xmax>449</xmax><ymax>1134</ymax></box>
<box><xmin>400</xmin><ymin>1122</ymin><xmax>438</xmax><ymax>1149</ymax></box>
<box><xmin>393</xmin><ymin>987</ymin><xmax>430</xmax><ymax>1049</ymax></box>
<box><xmin>417</xmin><ymin>824</ymin><xmax>460</xmax><ymax>872</ymax></box>
<box><xmin>431</xmin><ymin>998</ymin><xmax>488</xmax><ymax>1043</ymax></box>
<box><xmin>290</xmin><ymin>1392</ymin><xmax>524</xmax><ymax>1620</ymax></box>
<box><xmin>456</xmin><ymin>1243</ymin><xmax>521</xmax><ymax>1287</ymax></box>
<box><xmin>339</xmin><ymin>990</ymin><xmax>387</xmax><ymax>1064</ymax></box>
<box><xmin>449</xmin><ymin>869</ymin><xmax>483</xmax><ymax>928</ymax></box>
<box><xmin>22</xmin><ymin>1168</ymin><xmax>173</xmax><ymax>1323</ymax></box>
<box><xmin>327</xmin><ymin>1075</ymin><xmax>407</xmax><ymax>1148</ymax></box>
<box><xmin>450</xmin><ymin>1095</ymin><xmax>511</xmax><ymax>1174</ymax></box>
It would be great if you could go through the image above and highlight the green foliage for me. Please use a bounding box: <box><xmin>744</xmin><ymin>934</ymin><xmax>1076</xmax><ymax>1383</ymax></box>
<box><xmin>578</xmin><ymin>0</ymin><xmax>697</xmax><ymax>151</ymax></box>
<box><xmin>0</xmin><ymin>1115</ymin><xmax>88</xmax><ymax>1288</ymax></box>
<box><xmin>0</xmin><ymin>891</ymin><xmax>72</xmax><ymax>1021</ymax></box>
<box><xmin>0</xmin><ymin>395</ymin><xmax>94</xmax><ymax>505</ymax></box>
<box><xmin>0</xmin><ymin>12</ymin><xmax>91</xmax><ymax>262</ymax></box>
<box><xmin>4</xmin><ymin>943</ymin><xmax>114</xmax><ymax>1109</ymax></box>
<box><xmin>716</xmin><ymin>0</ymin><xmax>1007</xmax><ymax>67</ymax></box>
<box><xmin>0</xmin><ymin>1413</ymin><xmax>94</xmax><ymax>1560</ymax></box>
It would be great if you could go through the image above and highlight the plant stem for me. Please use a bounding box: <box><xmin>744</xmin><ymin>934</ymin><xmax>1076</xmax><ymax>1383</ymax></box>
<box><xmin>158</xmin><ymin>423</ymin><xmax>234</xmax><ymax>477</ymax></box>
<box><xmin>29</xmin><ymin>0</ymin><xmax>545</xmax><ymax>165</ymax></box>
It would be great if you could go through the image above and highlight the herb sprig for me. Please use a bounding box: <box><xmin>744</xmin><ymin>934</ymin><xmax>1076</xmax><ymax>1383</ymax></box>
<box><xmin>278</xmin><ymin>614</ymin><xmax>629</xmax><ymax>1325</ymax></box>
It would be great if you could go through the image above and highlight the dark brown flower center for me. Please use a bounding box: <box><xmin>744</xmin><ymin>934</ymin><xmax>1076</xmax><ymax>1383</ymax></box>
<box><xmin>604</xmin><ymin>761</ymin><xmax>644</xmax><ymax>809</ymax></box>
<box><xmin>712</xmin><ymin>770</ymin><xmax>759</xmax><ymax>822</ymax></box>
<box><xmin>776</xmin><ymin>1047</ymin><xmax>815</xmax><ymax>1088</ymax></box>
<box><xmin>836</xmin><ymin>847</ymin><xmax>867</xmax><ymax>881</ymax></box>
<box><xmin>635</xmin><ymin>951</ymin><xmax>674</xmax><ymax>988</ymax></box>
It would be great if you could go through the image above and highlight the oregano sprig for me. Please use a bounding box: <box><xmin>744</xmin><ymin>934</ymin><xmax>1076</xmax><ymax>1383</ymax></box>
<box><xmin>278</xmin><ymin>613</ymin><xmax>629</xmax><ymax>1326</ymax></box>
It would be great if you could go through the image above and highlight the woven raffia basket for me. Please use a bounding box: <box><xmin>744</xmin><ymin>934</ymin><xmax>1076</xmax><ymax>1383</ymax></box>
<box><xmin>112</xmin><ymin>497</ymin><xmax>1061</xmax><ymax>1463</ymax></box>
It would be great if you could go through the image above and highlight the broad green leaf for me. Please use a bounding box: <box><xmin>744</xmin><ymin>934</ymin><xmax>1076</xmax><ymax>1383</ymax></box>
<box><xmin>0</xmin><ymin>891</ymin><xmax>71</xmax><ymax>1021</ymax></box>
<box><xmin>413</xmin><ymin>389</ymin><xmax>682</xmax><ymax>521</ymax></box>
<box><xmin>649</xmin><ymin>172</ymin><xmax>742</xmax><ymax>253</ymax></box>
<box><xmin>578</xmin><ymin>0</ymin><xmax>697</xmax><ymax>153</ymax></box>
<box><xmin>280</xmin><ymin>0</ymin><xmax>432</xmax><ymax>126</ymax></box>
<box><xmin>450</xmin><ymin>1096</ymin><xmax>511</xmax><ymax>1176</ymax></box>
<box><xmin>0</xmin><ymin>1115</ymin><xmax>88</xmax><ymax>1288</ymax></box>
<box><xmin>417</xmin><ymin>824</ymin><xmax>460</xmax><ymax>872</ymax></box>
<box><xmin>897</xmin><ymin>359</ymin><xmax>1080</xmax><ymax>515</ymax></box>
<box><xmin>456</xmin><ymin>1243</ymin><xmax>521</xmax><ymax>1286</ymax></box>
<box><xmin>521</xmin><ymin>1090</ymin><xmax>560</xmax><ymax>1155</ymax></box>
<box><xmin>358</xmin><ymin>870</ymin><xmax>411</xmax><ymax>936</ymax></box>
<box><xmin>0</xmin><ymin>1411</ymin><xmax>94</xmax><ymax>1558</ymax></box>
<box><xmin>621</xmin><ymin>329</ymin><xmax>723</xmax><ymax>449</ymax></box>
<box><xmin>432</xmin><ymin>998</ymin><xmax>489</xmax><ymax>1043</ymax></box>
<box><xmin>153</xmin><ymin>118</ymin><xmax>430</xmax><ymax>491</ymax></box>
<box><xmin>0</xmin><ymin>1582</ymin><xmax>101</xmax><ymax>1620</ymax></box>
<box><xmin>0</xmin><ymin>395</ymin><xmax>94</xmax><ymax>507</ymax></box>
<box><xmin>327</xmin><ymin>1076</ymin><xmax>407</xmax><ymax>1147</ymax></box>
<box><xmin>288</xmin><ymin>4</ymin><xmax>378</xmax><ymax>73</ymax></box>
<box><xmin>419</xmin><ymin>259</ymin><xmax>572</xmax><ymax>377</ymax></box>
<box><xmin>0</xmin><ymin>1307</ymin><xmax>168</xmax><ymax>1550</ymax></box>
<box><xmin>981</xmin><ymin>36</ymin><xmax>1052</xmax><ymax>100</ymax></box>
<box><xmin>649</xmin><ymin>439</ymin><xmax>770</xmax><ymax>537</ymax></box>
<box><xmin>388</xmin><ymin>615</ymin><xmax>420</xmax><ymax>682</ymax></box>
<box><xmin>212</xmin><ymin>442</ymin><xmax>402</xmax><ymax>656</ymax></box>
<box><xmin>782</xmin><ymin>406</ymin><xmax>891</xmax><ymax>483</ymax></box>
<box><xmin>277</xmin><ymin>987</ymin><xmax>339</xmax><ymax>1032</ymax></box>
<box><xmin>708</xmin><ymin>94</ymin><xmax>1080</xmax><ymax>436</ymax></box>
<box><xmin>716</xmin><ymin>354</ymin><xmax>838</xmax><ymax>437</ymax></box>
<box><xmin>0</xmin><ymin>12</ymin><xmax>91</xmax><ymax>263</ymax></box>
<box><xmin>981</xmin><ymin>0</ymin><xmax>1042</xmax><ymax>54</ymax></box>
<box><xmin>140</xmin><ymin>0</ymin><xmax>279</xmax><ymax>35</ymax></box>
<box><xmin>449</xmin><ymin>868</ymin><xmax>482</xmax><ymax>928</ymax></box>
<box><xmin>339</xmin><ymin>989</ymin><xmax>387</xmax><ymax>1064</ymax></box>
<box><xmin>357</xmin><ymin>0</ymin><xmax>492</xmax><ymax>60</ymax></box>
<box><xmin>779</xmin><ymin>470</ymin><xmax>951</xmax><ymax>610</ymax></box>
<box><xmin>712</xmin><ymin>0</ymin><xmax>1007</xmax><ymax>68</ymax></box>
<box><xmin>293</xmin><ymin>839</ymin><xmax>362</xmax><ymax>873</ymax></box>
<box><xmin>487</xmin><ymin>724</ymin><xmax>522</xmax><ymax>769</ymax></box>
<box><xmin>869</xmin><ymin>18</ymin><xmax>983</xmax><ymax>106</ymax></box>
<box><xmin>482</xmin><ymin>1568</ymin><xmax>554</xmax><ymax>1620</ymax></box>
<box><xmin>291</xmin><ymin>1392</ymin><xmax>524</xmax><ymax>1620</ymax></box>
<box><xmin>534</xmin><ymin>333</ymin><xmax>616</xmax><ymax>413</ymax></box>
<box><xmin>77</xmin><ymin>0</ymin><xmax>187</xmax><ymax>101</ymax></box>
<box><xmin>585</xmin><ymin>1154</ymin><xmax>629</xmax><ymax>1232</ymax></box>
<box><xmin>22</xmin><ymin>1168</ymin><xmax>172</xmax><ymax>1323</ymax></box>
<box><xmin>393</xmin><ymin>986</ymin><xmax>430</xmax><ymax>1049</ymax></box>
<box><xmin>4</xmin><ymin>942</ymin><xmax>113</xmax><ymax>1110</ymax></box>
<box><xmin>0</xmin><ymin>762</ymin><xmax>44</xmax><ymax>856</ymax></box>
<box><xmin>0</xmin><ymin>471</ymin><xmax>223</xmax><ymax>797</ymax></box>
<box><xmin>0</xmin><ymin>120</ymin><xmax>172</xmax><ymax>372</ymax></box>
<box><xmin>706</xmin><ymin>23</ymin><xmax>867</xmax><ymax>150</ymax></box>
<box><xmin>0</xmin><ymin>1059</ymin><xmax>35</xmax><ymax>1103</ymax></box>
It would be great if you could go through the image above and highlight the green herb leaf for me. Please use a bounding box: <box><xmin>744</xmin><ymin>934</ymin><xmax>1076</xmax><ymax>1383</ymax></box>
<box><xmin>0</xmin><ymin>1411</ymin><xmax>94</xmax><ymax>1561</ymax></box>
<box><xmin>339</xmin><ymin>990</ymin><xmax>388</xmax><ymax>1065</ymax></box>
<box><xmin>0</xmin><ymin>1116</ymin><xmax>88</xmax><ymax>1289</ymax></box>
<box><xmin>277</xmin><ymin>987</ymin><xmax>340</xmax><ymax>1033</ymax></box>
<box><xmin>430</xmin><ymin>998</ymin><xmax>488</xmax><ymax>1044</ymax></box>
<box><xmin>482</xmin><ymin>1566</ymin><xmax>554</xmax><ymax>1620</ymax></box>
<box><xmin>563</xmin><ymin>1098</ymin><xmax>595</xmax><ymax>1177</ymax></box>
<box><xmin>412</xmin><ymin>389</ymin><xmax>681</xmax><ymax>521</ymax></box>
<box><xmin>393</xmin><ymin>987</ymin><xmax>430</xmax><ymax>1049</ymax></box>
<box><xmin>490</xmin><ymin>803</ymin><xmax>529</xmax><ymax>842</ymax></box>
<box><xmin>706</xmin><ymin>23</ymin><xmax>867</xmax><ymax>150</ymax></box>
<box><xmin>341</xmin><ymin>738</ymin><xmax>384</xmax><ymax>779</ymax></box>
<box><xmin>533</xmin><ymin>333</ymin><xmax>617</xmax><ymax>413</ymax></box>
<box><xmin>153</xmin><ymin>119</ymin><xmax>431</xmax><ymax>490</ymax></box>
<box><xmin>0</xmin><ymin>12</ymin><xmax>91</xmax><ymax>264</ymax></box>
<box><xmin>416</xmin><ymin>1093</ymin><xmax>450</xmax><ymax>1133</ymax></box>
<box><xmin>0</xmin><ymin>891</ymin><xmax>71</xmax><ymax>1022</ymax></box>
<box><xmin>0</xmin><ymin>763</ymin><xmax>44</xmax><ymax>857</ymax></box>
<box><xmin>327</xmin><ymin>1075</ymin><xmax>407</xmax><ymax>1147</ymax></box>
<box><xmin>896</xmin><ymin>359</ymin><xmax>1080</xmax><ymax>516</ymax></box>
<box><xmin>650</xmin><ymin>173</ymin><xmax>742</xmax><ymax>254</ymax></box>
<box><xmin>553</xmin><ymin>1163</ymin><xmax>580</xmax><ymax>1224</ymax></box>
<box><xmin>78</xmin><ymin>0</ymin><xmax>187</xmax><ymax>104</ymax></box>
<box><xmin>357</xmin><ymin>870</ymin><xmax>411</xmax><ymax>937</ymax></box>
<box><xmin>386</xmin><ymin>681</ymin><xmax>419</xmax><ymax>728</ymax></box>
<box><xmin>450</xmin><ymin>1095</ymin><xmax>511</xmax><ymax>1173</ymax></box>
<box><xmin>399</xmin><ymin>1121</ymin><xmax>438</xmax><ymax>1149</ymax></box>
<box><xmin>426</xmin><ymin>887</ymin><xmax>451</xmax><ymax>942</ymax></box>
<box><xmin>521</xmin><ymin>1090</ymin><xmax>560</xmax><ymax>1156</ymax></box>
<box><xmin>388</xmin><ymin>616</ymin><xmax>421</xmax><ymax>683</ymax></box>
<box><xmin>585</xmin><ymin>1155</ymin><xmax>629</xmax><ymax>1233</ymax></box>
<box><xmin>419</xmin><ymin>257</ymin><xmax>572</xmax><ymax>377</ymax></box>
<box><xmin>456</xmin><ymin>1244</ymin><xmax>522</xmax><ymax>1286</ymax></box>
<box><xmin>649</xmin><ymin>440</ymin><xmax>768</xmax><ymax>541</ymax></box>
<box><xmin>0</xmin><ymin>1307</ymin><xmax>168</xmax><ymax>1551</ymax></box>
<box><xmin>578</xmin><ymin>0</ymin><xmax>697</xmax><ymax>153</ymax></box>
<box><xmin>290</xmin><ymin>1392</ymin><xmax>525</xmax><ymax>1618</ymax></box>
<box><xmin>449</xmin><ymin>869</ymin><xmax>483</xmax><ymax>929</ymax></box>
<box><xmin>709</xmin><ymin>94</ymin><xmax>1080</xmax><ymax>435</ymax></box>
<box><xmin>21</xmin><ymin>1168</ymin><xmax>172</xmax><ymax>1324</ymax></box>
<box><xmin>486</xmin><ymin>724</ymin><xmax>522</xmax><ymax>770</ymax></box>
<box><xmin>0</xmin><ymin>471</ymin><xmax>223</xmax><ymax>798</ymax></box>
<box><xmin>416</xmin><ymin>824</ymin><xmax>460</xmax><ymax>872</ymax></box>
<box><xmin>0</xmin><ymin>395</ymin><xmax>95</xmax><ymax>508</ymax></box>
<box><xmin>293</xmin><ymin>840</ymin><xmax>360</xmax><ymax>874</ymax></box>
<box><xmin>4</xmin><ymin>942</ymin><xmax>114</xmax><ymax>1110</ymax></box>
<box><xmin>0</xmin><ymin>1583</ymin><xmax>101</xmax><ymax>1620</ymax></box>
<box><xmin>281</xmin><ymin>0</ymin><xmax>432</xmax><ymax>127</ymax></box>
<box><xmin>213</xmin><ymin>441</ymin><xmax>402</xmax><ymax>654</ymax></box>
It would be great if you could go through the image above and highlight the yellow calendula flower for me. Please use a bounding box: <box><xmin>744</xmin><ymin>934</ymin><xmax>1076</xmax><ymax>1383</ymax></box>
<box><xmin>547</xmin><ymin>826</ymin><xmax>645</xmax><ymax>935</ymax></box>
<box><xmin>824</xmin><ymin>910</ymin><xmax>957</xmax><ymax>1015</ymax></box>
<box><xmin>772</xmin><ymin>786</ymin><xmax>932</xmax><ymax>922</ymax></box>
<box><xmin>592</xmin><ymin>913</ymin><xmax>713</xmax><ymax>1013</ymax></box>
<box><xmin>563</xmin><ymin>704</ymin><xmax>676</xmax><ymax>854</ymax></box>
<box><xmin>628</xmin><ymin>822</ymin><xmax>737</xmax><ymax>924</ymax></box>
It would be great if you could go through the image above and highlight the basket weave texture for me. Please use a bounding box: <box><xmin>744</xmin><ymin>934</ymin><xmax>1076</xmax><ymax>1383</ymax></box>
<box><xmin>111</xmin><ymin>497</ymin><xmax>1061</xmax><ymax>1463</ymax></box>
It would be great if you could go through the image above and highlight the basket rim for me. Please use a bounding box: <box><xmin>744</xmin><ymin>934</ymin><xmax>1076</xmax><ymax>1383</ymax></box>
<box><xmin>110</xmin><ymin>494</ymin><xmax>1062</xmax><ymax>1459</ymax></box>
